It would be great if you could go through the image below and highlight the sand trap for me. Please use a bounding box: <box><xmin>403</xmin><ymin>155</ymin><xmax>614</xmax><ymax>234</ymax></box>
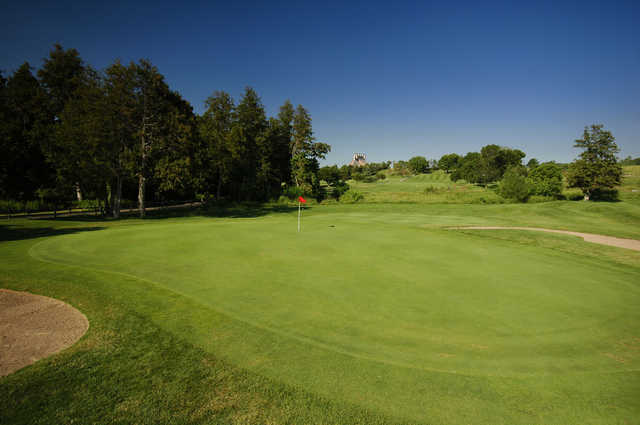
<box><xmin>452</xmin><ymin>227</ymin><xmax>640</xmax><ymax>252</ymax></box>
<box><xmin>0</xmin><ymin>289</ymin><xmax>89</xmax><ymax>377</ymax></box>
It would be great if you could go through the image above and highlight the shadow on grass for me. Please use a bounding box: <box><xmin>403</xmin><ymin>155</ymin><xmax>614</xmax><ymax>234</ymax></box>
<box><xmin>22</xmin><ymin>203</ymin><xmax>304</xmax><ymax>223</ymax></box>
<box><xmin>0</xmin><ymin>224</ymin><xmax>106</xmax><ymax>242</ymax></box>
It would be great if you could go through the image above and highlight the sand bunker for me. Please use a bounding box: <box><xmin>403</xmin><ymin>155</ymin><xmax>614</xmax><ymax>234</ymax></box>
<box><xmin>0</xmin><ymin>289</ymin><xmax>89</xmax><ymax>377</ymax></box>
<box><xmin>453</xmin><ymin>226</ymin><xmax>640</xmax><ymax>252</ymax></box>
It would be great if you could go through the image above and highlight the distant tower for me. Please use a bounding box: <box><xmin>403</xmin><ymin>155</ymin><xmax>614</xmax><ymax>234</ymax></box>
<box><xmin>349</xmin><ymin>153</ymin><xmax>367</xmax><ymax>167</ymax></box>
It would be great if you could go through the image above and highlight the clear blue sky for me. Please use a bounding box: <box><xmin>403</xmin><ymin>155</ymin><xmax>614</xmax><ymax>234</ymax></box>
<box><xmin>2</xmin><ymin>0</ymin><xmax>639</xmax><ymax>164</ymax></box>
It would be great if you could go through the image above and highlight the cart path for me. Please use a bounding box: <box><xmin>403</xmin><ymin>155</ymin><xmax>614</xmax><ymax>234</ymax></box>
<box><xmin>451</xmin><ymin>226</ymin><xmax>640</xmax><ymax>252</ymax></box>
<box><xmin>0</xmin><ymin>289</ymin><xmax>89</xmax><ymax>376</ymax></box>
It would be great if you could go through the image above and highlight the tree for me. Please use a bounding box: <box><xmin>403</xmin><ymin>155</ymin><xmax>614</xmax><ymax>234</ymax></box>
<box><xmin>407</xmin><ymin>156</ymin><xmax>429</xmax><ymax>174</ymax></box>
<box><xmin>0</xmin><ymin>63</ymin><xmax>50</xmax><ymax>200</ymax></box>
<box><xmin>198</xmin><ymin>91</ymin><xmax>235</xmax><ymax>200</ymax></box>
<box><xmin>38</xmin><ymin>44</ymin><xmax>85</xmax><ymax>120</ymax></box>
<box><xmin>37</xmin><ymin>44</ymin><xmax>86</xmax><ymax>199</ymax></box>
<box><xmin>527</xmin><ymin>162</ymin><xmax>562</xmax><ymax>197</ymax></box>
<box><xmin>498</xmin><ymin>166</ymin><xmax>531</xmax><ymax>202</ymax></box>
<box><xmin>290</xmin><ymin>104</ymin><xmax>330</xmax><ymax>197</ymax></box>
<box><xmin>102</xmin><ymin>61</ymin><xmax>138</xmax><ymax>218</ymax></box>
<box><xmin>54</xmin><ymin>67</ymin><xmax>113</xmax><ymax>211</ymax></box>
<box><xmin>452</xmin><ymin>152</ymin><xmax>484</xmax><ymax>183</ymax></box>
<box><xmin>526</xmin><ymin>158</ymin><xmax>539</xmax><ymax>169</ymax></box>
<box><xmin>438</xmin><ymin>153</ymin><xmax>461</xmax><ymax>173</ymax></box>
<box><xmin>480</xmin><ymin>144</ymin><xmax>525</xmax><ymax>182</ymax></box>
<box><xmin>567</xmin><ymin>125</ymin><xmax>622</xmax><ymax>200</ymax></box>
<box><xmin>232</xmin><ymin>87</ymin><xmax>268</xmax><ymax>200</ymax></box>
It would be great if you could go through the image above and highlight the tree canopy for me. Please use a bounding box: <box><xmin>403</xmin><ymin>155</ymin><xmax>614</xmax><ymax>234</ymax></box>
<box><xmin>567</xmin><ymin>125</ymin><xmax>622</xmax><ymax>200</ymax></box>
<box><xmin>0</xmin><ymin>44</ymin><xmax>330</xmax><ymax>213</ymax></box>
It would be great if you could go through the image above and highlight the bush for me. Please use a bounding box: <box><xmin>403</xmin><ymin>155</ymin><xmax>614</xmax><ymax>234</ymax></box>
<box><xmin>375</xmin><ymin>171</ymin><xmax>386</xmax><ymax>180</ymax></box>
<box><xmin>331</xmin><ymin>181</ymin><xmax>350</xmax><ymax>199</ymax></box>
<box><xmin>282</xmin><ymin>185</ymin><xmax>304</xmax><ymax>200</ymax></box>
<box><xmin>408</xmin><ymin>156</ymin><xmax>429</xmax><ymax>174</ymax></box>
<box><xmin>527</xmin><ymin>163</ymin><xmax>562</xmax><ymax>197</ymax></box>
<box><xmin>561</xmin><ymin>188</ymin><xmax>584</xmax><ymax>201</ymax></box>
<box><xmin>498</xmin><ymin>167</ymin><xmax>531</xmax><ymax>202</ymax></box>
<box><xmin>340</xmin><ymin>190</ymin><xmax>364</xmax><ymax>203</ymax></box>
<box><xmin>591</xmin><ymin>188</ymin><xmax>619</xmax><ymax>201</ymax></box>
<box><xmin>527</xmin><ymin>195</ymin><xmax>555</xmax><ymax>203</ymax></box>
<box><xmin>424</xmin><ymin>186</ymin><xmax>446</xmax><ymax>194</ymax></box>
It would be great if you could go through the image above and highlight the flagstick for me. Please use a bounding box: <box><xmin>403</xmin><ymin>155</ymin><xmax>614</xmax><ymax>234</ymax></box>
<box><xmin>297</xmin><ymin>201</ymin><xmax>301</xmax><ymax>232</ymax></box>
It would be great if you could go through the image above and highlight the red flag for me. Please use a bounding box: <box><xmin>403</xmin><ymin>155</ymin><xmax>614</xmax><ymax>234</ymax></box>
<box><xmin>298</xmin><ymin>196</ymin><xmax>306</xmax><ymax>203</ymax></box>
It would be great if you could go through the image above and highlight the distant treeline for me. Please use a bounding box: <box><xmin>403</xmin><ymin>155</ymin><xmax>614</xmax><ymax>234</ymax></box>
<box><xmin>621</xmin><ymin>156</ymin><xmax>640</xmax><ymax>166</ymax></box>
<box><xmin>0</xmin><ymin>45</ymin><xmax>329</xmax><ymax>217</ymax></box>
<box><xmin>320</xmin><ymin>125</ymin><xmax>624</xmax><ymax>203</ymax></box>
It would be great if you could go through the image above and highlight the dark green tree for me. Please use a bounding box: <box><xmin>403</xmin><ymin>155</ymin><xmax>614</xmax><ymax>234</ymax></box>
<box><xmin>526</xmin><ymin>158</ymin><xmax>540</xmax><ymax>169</ymax></box>
<box><xmin>527</xmin><ymin>162</ymin><xmax>562</xmax><ymax>197</ymax></box>
<box><xmin>438</xmin><ymin>153</ymin><xmax>461</xmax><ymax>173</ymax></box>
<box><xmin>1</xmin><ymin>63</ymin><xmax>50</xmax><ymax>200</ymax></box>
<box><xmin>233</xmin><ymin>87</ymin><xmax>268</xmax><ymax>200</ymax></box>
<box><xmin>198</xmin><ymin>91</ymin><xmax>235</xmax><ymax>200</ymax></box>
<box><xmin>290</xmin><ymin>104</ymin><xmax>330</xmax><ymax>197</ymax></box>
<box><xmin>498</xmin><ymin>166</ymin><xmax>531</xmax><ymax>202</ymax></box>
<box><xmin>452</xmin><ymin>152</ymin><xmax>484</xmax><ymax>183</ymax></box>
<box><xmin>54</xmin><ymin>67</ymin><xmax>113</xmax><ymax>211</ymax></box>
<box><xmin>567</xmin><ymin>124</ymin><xmax>622</xmax><ymax>200</ymax></box>
<box><xmin>37</xmin><ymin>44</ymin><xmax>85</xmax><ymax>120</ymax></box>
<box><xmin>407</xmin><ymin>156</ymin><xmax>429</xmax><ymax>174</ymax></box>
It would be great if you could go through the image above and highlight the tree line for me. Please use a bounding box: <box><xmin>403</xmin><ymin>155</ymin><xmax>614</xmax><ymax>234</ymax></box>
<box><xmin>0</xmin><ymin>44</ymin><xmax>329</xmax><ymax>217</ymax></box>
<box><xmin>319</xmin><ymin>125</ymin><xmax>623</xmax><ymax>203</ymax></box>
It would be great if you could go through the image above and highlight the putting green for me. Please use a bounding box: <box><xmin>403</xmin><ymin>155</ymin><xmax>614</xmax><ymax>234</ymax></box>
<box><xmin>28</xmin><ymin>214</ymin><xmax>640</xmax><ymax>421</ymax></box>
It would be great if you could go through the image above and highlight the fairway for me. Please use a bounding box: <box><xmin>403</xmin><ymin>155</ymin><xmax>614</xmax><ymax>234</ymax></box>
<box><xmin>15</xmin><ymin>205</ymin><xmax>640</xmax><ymax>423</ymax></box>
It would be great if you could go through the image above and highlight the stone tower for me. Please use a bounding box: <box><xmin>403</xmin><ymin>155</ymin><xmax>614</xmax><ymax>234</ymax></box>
<box><xmin>349</xmin><ymin>153</ymin><xmax>367</xmax><ymax>167</ymax></box>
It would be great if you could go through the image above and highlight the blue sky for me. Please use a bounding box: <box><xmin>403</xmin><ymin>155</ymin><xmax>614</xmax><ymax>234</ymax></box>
<box><xmin>2</xmin><ymin>0</ymin><xmax>638</xmax><ymax>164</ymax></box>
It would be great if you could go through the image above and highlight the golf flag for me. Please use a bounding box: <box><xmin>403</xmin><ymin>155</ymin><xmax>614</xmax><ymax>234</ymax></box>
<box><xmin>297</xmin><ymin>196</ymin><xmax>305</xmax><ymax>232</ymax></box>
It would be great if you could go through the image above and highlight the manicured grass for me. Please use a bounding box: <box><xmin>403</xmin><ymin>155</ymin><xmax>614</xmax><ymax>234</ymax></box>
<box><xmin>1</xmin><ymin>199</ymin><xmax>639</xmax><ymax>424</ymax></box>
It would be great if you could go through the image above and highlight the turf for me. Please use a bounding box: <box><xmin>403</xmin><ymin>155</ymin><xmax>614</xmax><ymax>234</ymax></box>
<box><xmin>1</xmin><ymin>199</ymin><xmax>639</xmax><ymax>424</ymax></box>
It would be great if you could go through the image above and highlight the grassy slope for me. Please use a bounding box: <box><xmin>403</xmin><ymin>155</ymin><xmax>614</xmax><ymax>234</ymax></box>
<box><xmin>347</xmin><ymin>170</ymin><xmax>504</xmax><ymax>203</ymax></box>
<box><xmin>1</xmin><ymin>170</ymin><xmax>639</xmax><ymax>424</ymax></box>
<box><xmin>347</xmin><ymin>165</ymin><xmax>640</xmax><ymax>205</ymax></box>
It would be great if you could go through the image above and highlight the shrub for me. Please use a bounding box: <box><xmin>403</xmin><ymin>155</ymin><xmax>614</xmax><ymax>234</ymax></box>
<box><xmin>527</xmin><ymin>162</ymin><xmax>562</xmax><ymax>197</ymax></box>
<box><xmin>408</xmin><ymin>156</ymin><xmax>429</xmax><ymax>174</ymax></box>
<box><xmin>331</xmin><ymin>181</ymin><xmax>350</xmax><ymax>200</ymax></box>
<box><xmin>340</xmin><ymin>190</ymin><xmax>364</xmax><ymax>203</ymax></box>
<box><xmin>424</xmin><ymin>186</ymin><xmax>446</xmax><ymax>194</ymax></box>
<box><xmin>375</xmin><ymin>171</ymin><xmax>386</xmax><ymax>180</ymax></box>
<box><xmin>282</xmin><ymin>185</ymin><xmax>304</xmax><ymax>200</ymax></box>
<box><xmin>590</xmin><ymin>188</ymin><xmax>619</xmax><ymax>201</ymax></box>
<box><xmin>498</xmin><ymin>167</ymin><xmax>531</xmax><ymax>202</ymax></box>
<box><xmin>527</xmin><ymin>195</ymin><xmax>555</xmax><ymax>203</ymax></box>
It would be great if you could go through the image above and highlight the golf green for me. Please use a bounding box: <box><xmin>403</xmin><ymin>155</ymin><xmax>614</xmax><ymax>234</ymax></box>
<box><xmin>26</xmin><ymin>211</ymin><xmax>640</xmax><ymax>422</ymax></box>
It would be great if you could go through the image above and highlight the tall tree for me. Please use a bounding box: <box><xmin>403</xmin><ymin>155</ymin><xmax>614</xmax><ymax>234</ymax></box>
<box><xmin>152</xmin><ymin>90</ymin><xmax>197</xmax><ymax>201</ymax></box>
<box><xmin>233</xmin><ymin>87</ymin><xmax>268</xmax><ymax>200</ymax></box>
<box><xmin>438</xmin><ymin>153</ymin><xmax>462</xmax><ymax>173</ymax></box>
<box><xmin>1</xmin><ymin>63</ymin><xmax>49</xmax><ymax>200</ymax></box>
<box><xmin>102</xmin><ymin>61</ymin><xmax>138</xmax><ymax>218</ymax></box>
<box><xmin>198</xmin><ymin>91</ymin><xmax>236</xmax><ymax>200</ymax></box>
<box><xmin>38</xmin><ymin>44</ymin><xmax>85</xmax><ymax>120</ymax></box>
<box><xmin>567</xmin><ymin>124</ymin><xmax>622</xmax><ymax>200</ymax></box>
<box><xmin>54</xmin><ymin>67</ymin><xmax>113</xmax><ymax>209</ymax></box>
<box><xmin>131</xmin><ymin>60</ymin><xmax>171</xmax><ymax>217</ymax></box>
<box><xmin>36</xmin><ymin>44</ymin><xmax>87</xmax><ymax>201</ymax></box>
<box><xmin>290</xmin><ymin>104</ymin><xmax>330</xmax><ymax>195</ymax></box>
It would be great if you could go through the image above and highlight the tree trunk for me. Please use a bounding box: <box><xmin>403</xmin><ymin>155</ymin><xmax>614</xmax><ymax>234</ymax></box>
<box><xmin>75</xmin><ymin>183</ymin><xmax>83</xmax><ymax>201</ymax></box>
<box><xmin>112</xmin><ymin>175</ymin><xmax>122</xmax><ymax>219</ymax></box>
<box><xmin>138</xmin><ymin>131</ymin><xmax>146</xmax><ymax>218</ymax></box>
<box><xmin>216</xmin><ymin>166</ymin><xmax>223</xmax><ymax>199</ymax></box>
<box><xmin>138</xmin><ymin>174</ymin><xmax>146</xmax><ymax>218</ymax></box>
